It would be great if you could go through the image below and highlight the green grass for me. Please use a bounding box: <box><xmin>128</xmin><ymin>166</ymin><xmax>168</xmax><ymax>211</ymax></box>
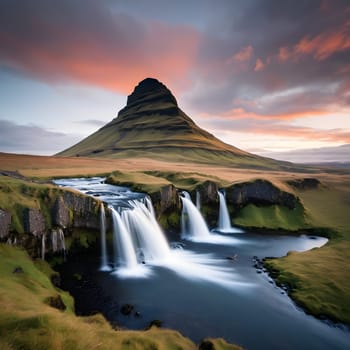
<box><xmin>106</xmin><ymin>171</ymin><xmax>171</xmax><ymax>193</ymax></box>
<box><xmin>0</xmin><ymin>243</ymin><xmax>228</xmax><ymax>350</ymax></box>
<box><xmin>234</xmin><ymin>203</ymin><xmax>307</xmax><ymax>231</ymax></box>
<box><xmin>0</xmin><ymin>176</ymin><xmax>62</xmax><ymax>233</ymax></box>
<box><xmin>263</xmin><ymin>180</ymin><xmax>350</xmax><ymax>323</ymax></box>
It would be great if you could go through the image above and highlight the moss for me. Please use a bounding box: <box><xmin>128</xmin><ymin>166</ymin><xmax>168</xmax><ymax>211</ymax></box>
<box><xmin>234</xmin><ymin>203</ymin><xmax>307</xmax><ymax>231</ymax></box>
<box><xmin>1</xmin><ymin>244</ymin><xmax>240</xmax><ymax>350</ymax></box>
<box><xmin>0</xmin><ymin>177</ymin><xmax>63</xmax><ymax>234</ymax></box>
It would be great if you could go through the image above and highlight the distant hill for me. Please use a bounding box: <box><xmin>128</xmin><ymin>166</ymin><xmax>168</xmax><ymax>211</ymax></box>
<box><xmin>57</xmin><ymin>78</ymin><xmax>290</xmax><ymax>169</ymax></box>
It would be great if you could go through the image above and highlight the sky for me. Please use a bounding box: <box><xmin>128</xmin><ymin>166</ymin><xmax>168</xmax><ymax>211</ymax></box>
<box><xmin>0</xmin><ymin>0</ymin><xmax>349</xmax><ymax>161</ymax></box>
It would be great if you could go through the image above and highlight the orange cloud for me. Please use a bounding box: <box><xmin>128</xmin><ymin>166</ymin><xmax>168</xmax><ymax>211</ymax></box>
<box><xmin>249</xmin><ymin>125</ymin><xmax>350</xmax><ymax>143</ymax></box>
<box><xmin>221</xmin><ymin>107</ymin><xmax>329</xmax><ymax>121</ymax></box>
<box><xmin>254</xmin><ymin>58</ymin><xmax>265</xmax><ymax>71</ymax></box>
<box><xmin>233</xmin><ymin>45</ymin><xmax>253</xmax><ymax>62</ymax></box>
<box><xmin>278</xmin><ymin>47</ymin><xmax>290</xmax><ymax>62</ymax></box>
<box><xmin>294</xmin><ymin>21</ymin><xmax>350</xmax><ymax>60</ymax></box>
<box><xmin>0</xmin><ymin>21</ymin><xmax>199</xmax><ymax>94</ymax></box>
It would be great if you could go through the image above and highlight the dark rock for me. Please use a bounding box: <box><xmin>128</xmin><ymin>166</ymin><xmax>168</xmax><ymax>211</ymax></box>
<box><xmin>47</xmin><ymin>295</ymin><xmax>66</xmax><ymax>311</ymax></box>
<box><xmin>287</xmin><ymin>178</ymin><xmax>320</xmax><ymax>190</ymax></box>
<box><xmin>147</xmin><ymin>319</ymin><xmax>163</xmax><ymax>328</ymax></box>
<box><xmin>51</xmin><ymin>274</ymin><xmax>61</xmax><ymax>288</ymax></box>
<box><xmin>120</xmin><ymin>304</ymin><xmax>134</xmax><ymax>315</ymax></box>
<box><xmin>226</xmin><ymin>179</ymin><xmax>299</xmax><ymax>210</ymax></box>
<box><xmin>52</xmin><ymin>196</ymin><xmax>70</xmax><ymax>228</ymax></box>
<box><xmin>13</xmin><ymin>266</ymin><xmax>24</xmax><ymax>274</ymax></box>
<box><xmin>199</xmin><ymin>339</ymin><xmax>215</xmax><ymax>350</ymax></box>
<box><xmin>61</xmin><ymin>191</ymin><xmax>100</xmax><ymax>230</ymax></box>
<box><xmin>159</xmin><ymin>185</ymin><xmax>180</xmax><ymax>213</ymax></box>
<box><xmin>0</xmin><ymin>209</ymin><xmax>11</xmax><ymax>238</ymax></box>
<box><xmin>126</xmin><ymin>78</ymin><xmax>178</xmax><ymax>108</ymax></box>
<box><xmin>196</xmin><ymin>181</ymin><xmax>219</xmax><ymax>204</ymax></box>
<box><xmin>23</xmin><ymin>208</ymin><xmax>46</xmax><ymax>236</ymax></box>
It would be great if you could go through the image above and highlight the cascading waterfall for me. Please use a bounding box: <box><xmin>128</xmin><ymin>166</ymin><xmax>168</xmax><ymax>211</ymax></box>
<box><xmin>58</xmin><ymin>228</ymin><xmax>66</xmax><ymax>252</ymax></box>
<box><xmin>217</xmin><ymin>191</ymin><xmax>242</xmax><ymax>233</ymax></box>
<box><xmin>144</xmin><ymin>196</ymin><xmax>155</xmax><ymax>218</ymax></box>
<box><xmin>196</xmin><ymin>190</ymin><xmax>201</xmax><ymax>210</ymax></box>
<box><xmin>218</xmin><ymin>191</ymin><xmax>231</xmax><ymax>231</ymax></box>
<box><xmin>99</xmin><ymin>203</ymin><xmax>110</xmax><ymax>270</ymax></box>
<box><xmin>110</xmin><ymin>207</ymin><xmax>138</xmax><ymax>269</ymax></box>
<box><xmin>122</xmin><ymin>200</ymin><xmax>170</xmax><ymax>262</ymax></box>
<box><xmin>51</xmin><ymin>229</ymin><xmax>58</xmax><ymax>252</ymax></box>
<box><xmin>181</xmin><ymin>191</ymin><xmax>211</xmax><ymax>238</ymax></box>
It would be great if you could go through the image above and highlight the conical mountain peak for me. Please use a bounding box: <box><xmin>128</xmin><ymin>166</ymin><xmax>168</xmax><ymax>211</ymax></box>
<box><xmin>58</xmin><ymin>79</ymin><xmax>283</xmax><ymax>169</ymax></box>
<box><xmin>126</xmin><ymin>77</ymin><xmax>177</xmax><ymax>107</ymax></box>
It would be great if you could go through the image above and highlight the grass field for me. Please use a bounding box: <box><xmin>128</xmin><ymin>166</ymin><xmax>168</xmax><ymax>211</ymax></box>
<box><xmin>1</xmin><ymin>152</ymin><xmax>350</xmax><ymax>325</ymax></box>
<box><xmin>0</xmin><ymin>244</ymin><xmax>244</xmax><ymax>350</ymax></box>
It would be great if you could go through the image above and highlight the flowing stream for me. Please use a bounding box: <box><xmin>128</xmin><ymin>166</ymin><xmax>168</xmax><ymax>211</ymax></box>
<box><xmin>54</xmin><ymin>177</ymin><xmax>350</xmax><ymax>350</ymax></box>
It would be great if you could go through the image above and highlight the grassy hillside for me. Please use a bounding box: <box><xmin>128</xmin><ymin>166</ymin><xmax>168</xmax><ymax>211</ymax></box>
<box><xmin>1</xmin><ymin>244</ymin><xmax>245</xmax><ymax>350</ymax></box>
<box><xmin>57</xmin><ymin>78</ymin><xmax>289</xmax><ymax>169</ymax></box>
<box><xmin>265</xmin><ymin>178</ymin><xmax>350</xmax><ymax>323</ymax></box>
<box><xmin>1</xmin><ymin>153</ymin><xmax>350</xmax><ymax>324</ymax></box>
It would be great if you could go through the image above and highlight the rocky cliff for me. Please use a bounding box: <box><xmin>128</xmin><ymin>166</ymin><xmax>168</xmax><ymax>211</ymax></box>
<box><xmin>225</xmin><ymin>179</ymin><xmax>299</xmax><ymax>210</ymax></box>
<box><xmin>0</xmin><ymin>175</ymin><xmax>102</xmax><ymax>257</ymax></box>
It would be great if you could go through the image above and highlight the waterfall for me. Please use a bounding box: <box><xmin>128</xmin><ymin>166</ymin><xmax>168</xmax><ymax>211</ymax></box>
<box><xmin>196</xmin><ymin>190</ymin><xmax>201</xmax><ymax>210</ymax></box>
<box><xmin>217</xmin><ymin>191</ymin><xmax>242</xmax><ymax>233</ymax></box>
<box><xmin>51</xmin><ymin>229</ymin><xmax>58</xmax><ymax>252</ymax></box>
<box><xmin>58</xmin><ymin>228</ymin><xmax>66</xmax><ymax>251</ymax></box>
<box><xmin>41</xmin><ymin>234</ymin><xmax>46</xmax><ymax>260</ymax></box>
<box><xmin>110</xmin><ymin>207</ymin><xmax>138</xmax><ymax>269</ymax></box>
<box><xmin>181</xmin><ymin>191</ymin><xmax>211</xmax><ymax>239</ymax></box>
<box><xmin>218</xmin><ymin>191</ymin><xmax>232</xmax><ymax>231</ymax></box>
<box><xmin>144</xmin><ymin>196</ymin><xmax>155</xmax><ymax>217</ymax></box>
<box><xmin>99</xmin><ymin>203</ymin><xmax>109</xmax><ymax>271</ymax></box>
<box><xmin>122</xmin><ymin>201</ymin><xmax>170</xmax><ymax>262</ymax></box>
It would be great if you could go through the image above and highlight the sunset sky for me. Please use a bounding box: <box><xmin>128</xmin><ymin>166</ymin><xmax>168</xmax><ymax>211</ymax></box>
<box><xmin>0</xmin><ymin>0</ymin><xmax>349</xmax><ymax>161</ymax></box>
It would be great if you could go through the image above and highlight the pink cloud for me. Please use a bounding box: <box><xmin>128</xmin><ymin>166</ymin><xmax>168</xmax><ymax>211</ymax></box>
<box><xmin>294</xmin><ymin>21</ymin><xmax>350</xmax><ymax>61</ymax></box>
<box><xmin>0</xmin><ymin>17</ymin><xmax>199</xmax><ymax>94</ymax></box>
<box><xmin>233</xmin><ymin>45</ymin><xmax>253</xmax><ymax>62</ymax></box>
<box><xmin>254</xmin><ymin>58</ymin><xmax>265</xmax><ymax>71</ymax></box>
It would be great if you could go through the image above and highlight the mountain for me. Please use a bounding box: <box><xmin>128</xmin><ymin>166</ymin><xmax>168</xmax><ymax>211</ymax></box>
<box><xmin>57</xmin><ymin>78</ymin><xmax>287</xmax><ymax>168</ymax></box>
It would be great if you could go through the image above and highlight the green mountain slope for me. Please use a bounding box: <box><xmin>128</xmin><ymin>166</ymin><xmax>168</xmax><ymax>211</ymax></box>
<box><xmin>57</xmin><ymin>78</ymin><xmax>288</xmax><ymax>169</ymax></box>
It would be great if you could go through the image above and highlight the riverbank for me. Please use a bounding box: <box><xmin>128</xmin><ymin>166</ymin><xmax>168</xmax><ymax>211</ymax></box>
<box><xmin>1</xmin><ymin>153</ymin><xmax>350</xmax><ymax>327</ymax></box>
<box><xmin>0</xmin><ymin>243</ymin><xmax>243</xmax><ymax>350</ymax></box>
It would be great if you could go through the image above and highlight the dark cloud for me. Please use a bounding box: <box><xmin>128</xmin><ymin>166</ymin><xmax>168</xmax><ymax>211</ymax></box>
<box><xmin>186</xmin><ymin>0</ymin><xmax>350</xmax><ymax>116</ymax></box>
<box><xmin>0</xmin><ymin>119</ymin><xmax>81</xmax><ymax>155</ymax></box>
<box><xmin>0</xmin><ymin>0</ymin><xmax>349</xmax><ymax>122</ymax></box>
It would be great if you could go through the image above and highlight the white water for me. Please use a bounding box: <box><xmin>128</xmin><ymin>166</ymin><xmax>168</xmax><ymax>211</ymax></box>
<box><xmin>218</xmin><ymin>191</ymin><xmax>231</xmax><ymax>230</ymax></box>
<box><xmin>122</xmin><ymin>200</ymin><xmax>170</xmax><ymax>262</ymax></box>
<box><xmin>110</xmin><ymin>207</ymin><xmax>138</xmax><ymax>269</ymax></box>
<box><xmin>58</xmin><ymin>228</ymin><xmax>66</xmax><ymax>251</ymax></box>
<box><xmin>181</xmin><ymin>191</ymin><xmax>211</xmax><ymax>239</ymax></box>
<box><xmin>51</xmin><ymin>229</ymin><xmax>58</xmax><ymax>252</ymax></box>
<box><xmin>144</xmin><ymin>196</ymin><xmax>156</xmax><ymax>218</ymax></box>
<box><xmin>181</xmin><ymin>191</ymin><xmax>242</xmax><ymax>245</ymax></box>
<box><xmin>196</xmin><ymin>190</ymin><xmax>201</xmax><ymax>210</ymax></box>
<box><xmin>99</xmin><ymin>204</ymin><xmax>110</xmax><ymax>271</ymax></box>
<box><xmin>217</xmin><ymin>191</ymin><xmax>242</xmax><ymax>233</ymax></box>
